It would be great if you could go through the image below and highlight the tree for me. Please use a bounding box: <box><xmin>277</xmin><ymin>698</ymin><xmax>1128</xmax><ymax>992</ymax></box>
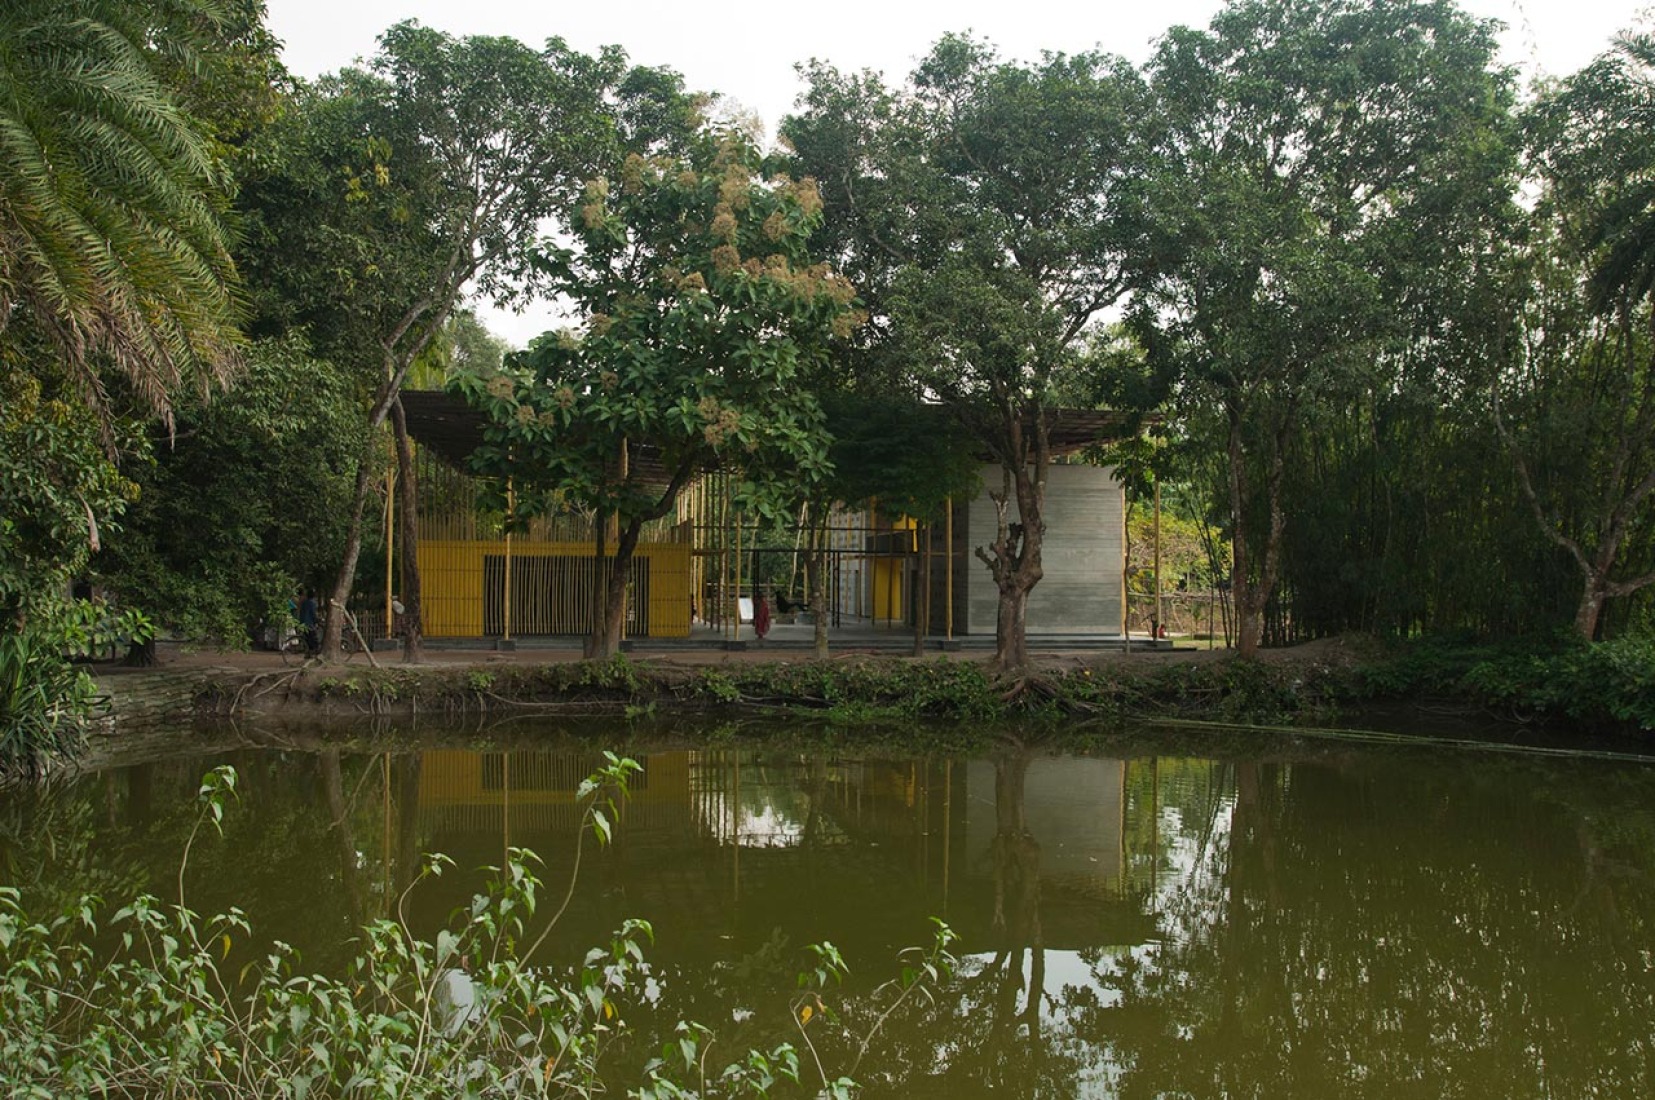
<box><xmin>787</xmin><ymin>36</ymin><xmax>1147</xmax><ymax>671</ymax></box>
<box><xmin>1129</xmin><ymin>0</ymin><xmax>1518</xmax><ymax>656</ymax></box>
<box><xmin>451</xmin><ymin>133</ymin><xmax>857</xmax><ymax>660</ymax></box>
<box><xmin>239</xmin><ymin>22</ymin><xmax>680</xmax><ymax>660</ymax></box>
<box><xmin>96</xmin><ymin>337</ymin><xmax>359</xmax><ymax>649</ymax></box>
<box><xmin>1496</xmin><ymin>32</ymin><xmax>1655</xmax><ymax>640</ymax></box>
<box><xmin>0</xmin><ymin>0</ymin><xmax>244</xmax><ymax>429</ymax></box>
<box><xmin>0</xmin><ymin>372</ymin><xmax>135</xmax><ymax>626</ymax></box>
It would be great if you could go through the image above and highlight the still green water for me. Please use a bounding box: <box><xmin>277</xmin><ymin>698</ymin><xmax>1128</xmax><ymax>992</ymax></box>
<box><xmin>3</xmin><ymin>727</ymin><xmax>1654</xmax><ymax>1096</ymax></box>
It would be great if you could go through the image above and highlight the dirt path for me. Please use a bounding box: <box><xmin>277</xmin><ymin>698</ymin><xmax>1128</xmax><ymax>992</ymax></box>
<box><xmin>89</xmin><ymin>633</ymin><xmax>1380</xmax><ymax>682</ymax></box>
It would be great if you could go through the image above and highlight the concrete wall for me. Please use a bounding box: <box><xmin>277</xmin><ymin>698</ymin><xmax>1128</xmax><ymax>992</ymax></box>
<box><xmin>962</xmin><ymin>463</ymin><xmax>1123</xmax><ymax>636</ymax></box>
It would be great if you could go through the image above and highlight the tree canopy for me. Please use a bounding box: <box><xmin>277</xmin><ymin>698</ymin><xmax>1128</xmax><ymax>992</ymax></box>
<box><xmin>786</xmin><ymin>35</ymin><xmax>1147</xmax><ymax>670</ymax></box>
<box><xmin>451</xmin><ymin>132</ymin><xmax>858</xmax><ymax>657</ymax></box>
<box><xmin>0</xmin><ymin>0</ymin><xmax>246</xmax><ymax>429</ymax></box>
<box><xmin>1125</xmin><ymin>0</ymin><xmax>1519</xmax><ymax>654</ymax></box>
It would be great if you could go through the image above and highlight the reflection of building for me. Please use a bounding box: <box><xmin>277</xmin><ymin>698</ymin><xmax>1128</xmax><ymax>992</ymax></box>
<box><xmin>964</xmin><ymin>757</ymin><xmax>1126</xmax><ymax>895</ymax></box>
<box><xmin>418</xmin><ymin>750</ymin><xmax>692</xmax><ymax>831</ymax></box>
<box><xmin>409</xmin><ymin>747</ymin><xmax>1146</xmax><ymax>956</ymax></box>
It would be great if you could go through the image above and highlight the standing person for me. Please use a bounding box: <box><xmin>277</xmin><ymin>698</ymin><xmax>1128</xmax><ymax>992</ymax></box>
<box><xmin>754</xmin><ymin>589</ymin><xmax>772</xmax><ymax>640</ymax></box>
<box><xmin>299</xmin><ymin>589</ymin><xmax>319</xmax><ymax>655</ymax></box>
<box><xmin>283</xmin><ymin>588</ymin><xmax>301</xmax><ymax>651</ymax></box>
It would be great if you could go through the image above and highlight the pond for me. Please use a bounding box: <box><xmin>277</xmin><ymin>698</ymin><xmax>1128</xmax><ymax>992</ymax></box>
<box><xmin>4</xmin><ymin>721</ymin><xmax>1654</xmax><ymax>1096</ymax></box>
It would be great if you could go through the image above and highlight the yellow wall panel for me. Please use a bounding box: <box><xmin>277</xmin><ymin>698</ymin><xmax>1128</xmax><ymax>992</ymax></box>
<box><xmin>417</xmin><ymin>538</ymin><xmax>692</xmax><ymax>639</ymax></box>
<box><xmin>872</xmin><ymin>557</ymin><xmax>905</xmax><ymax>623</ymax></box>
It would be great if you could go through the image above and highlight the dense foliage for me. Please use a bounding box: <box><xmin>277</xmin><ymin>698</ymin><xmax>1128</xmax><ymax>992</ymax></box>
<box><xmin>787</xmin><ymin>36</ymin><xmax>1147</xmax><ymax>670</ymax></box>
<box><xmin>97</xmin><ymin>338</ymin><xmax>361</xmax><ymax>645</ymax></box>
<box><xmin>452</xmin><ymin>133</ymin><xmax>858</xmax><ymax>658</ymax></box>
<box><xmin>9</xmin><ymin>0</ymin><xmax>1655</xmax><ymax>761</ymax></box>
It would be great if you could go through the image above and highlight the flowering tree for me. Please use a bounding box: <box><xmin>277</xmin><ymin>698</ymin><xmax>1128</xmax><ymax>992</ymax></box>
<box><xmin>452</xmin><ymin>134</ymin><xmax>859</xmax><ymax>658</ymax></box>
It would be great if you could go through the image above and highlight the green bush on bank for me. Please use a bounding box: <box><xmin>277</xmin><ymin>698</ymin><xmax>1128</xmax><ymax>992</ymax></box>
<box><xmin>1459</xmin><ymin>637</ymin><xmax>1655</xmax><ymax>730</ymax></box>
<box><xmin>1356</xmin><ymin>634</ymin><xmax>1655</xmax><ymax>732</ymax></box>
<box><xmin>1</xmin><ymin>602</ymin><xmax>154</xmax><ymax>782</ymax></box>
<box><xmin>0</xmin><ymin>632</ymin><xmax>94</xmax><ymax>781</ymax></box>
<box><xmin>218</xmin><ymin>638</ymin><xmax>1655</xmax><ymax>737</ymax></box>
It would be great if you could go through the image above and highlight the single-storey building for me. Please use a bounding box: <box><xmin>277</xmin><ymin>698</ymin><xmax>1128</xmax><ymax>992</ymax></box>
<box><xmin>399</xmin><ymin>392</ymin><xmax>1131</xmax><ymax>642</ymax></box>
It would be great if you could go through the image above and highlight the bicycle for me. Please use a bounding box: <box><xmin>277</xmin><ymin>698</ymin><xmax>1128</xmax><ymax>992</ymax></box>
<box><xmin>278</xmin><ymin>628</ymin><xmax>368</xmax><ymax>665</ymax></box>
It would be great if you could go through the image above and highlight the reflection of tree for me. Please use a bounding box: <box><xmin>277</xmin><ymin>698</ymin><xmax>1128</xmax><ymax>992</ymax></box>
<box><xmin>987</xmin><ymin>747</ymin><xmax>1044</xmax><ymax>1042</ymax></box>
<box><xmin>320</xmin><ymin>750</ymin><xmax>428</xmax><ymax>930</ymax></box>
<box><xmin>1085</xmin><ymin>757</ymin><xmax>1655</xmax><ymax>1098</ymax></box>
<box><xmin>12</xmin><ymin>742</ymin><xmax>1655</xmax><ymax>1096</ymax></box>
<box><xmin>0</xmin><ymin>780</ymin><xmax>148</xmax><ymax>916</ymax></box>
<box><xmin>833</xmin><ymin>744</ymin><xmax>1097</xmax><ymax>1097</ymax></box>
<box><xmin>320</xmin><ymin>749</ymin><xmax>366</xmax><ymax>929</ymax></box>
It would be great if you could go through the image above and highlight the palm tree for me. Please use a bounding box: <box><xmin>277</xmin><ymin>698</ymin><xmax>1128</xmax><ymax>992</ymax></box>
<box><xmin>0</xmin><ymin>0</ymin><xmax>243</xmax><ymax>428</ymax></box>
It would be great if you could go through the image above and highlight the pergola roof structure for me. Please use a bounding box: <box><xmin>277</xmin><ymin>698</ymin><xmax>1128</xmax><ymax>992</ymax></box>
<box><xmin>399</xmin><ymin>389</ymin><xmax>1139</xmax><ymax>476</ymax></box>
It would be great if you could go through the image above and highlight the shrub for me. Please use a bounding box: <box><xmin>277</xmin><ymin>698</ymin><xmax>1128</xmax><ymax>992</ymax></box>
<box><xmin>0</xmin><ymin>759</ymin><xmax>958</xmax><ymax>1097</ymax></box>
<box><xmin>0</xmin><ymin>630</ymin><xmax>96</xmax><ymax>782</ymax></box>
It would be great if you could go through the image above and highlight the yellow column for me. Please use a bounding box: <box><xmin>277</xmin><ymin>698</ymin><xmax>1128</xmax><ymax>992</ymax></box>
<box><xmin>1153</xmin><ymin>475</ymin><xmax>1163</xmax><ymax>643</ymax></box>
<box><xmin>733</xmin><ymin>504</ymin><xmax>743</xmax><ymax>643</ymax></box>
<box><xmin>384</xmin><ymin>464</ymin><xmax>396</xmax><ymax>636</ymax></box>
<box><xmin>619</xmin><ymin>439</ymin><xmax>629</xmax><ymax>638</ymax></box>
<box><xmin>719</xmin><ymin>477</ymin><xmax>730</xmax><ymax>636</ymax></box>
<box><xmin>504</xmin><ymin>480</ymin><xmax>514</xmax><ymax>641</ymax></box>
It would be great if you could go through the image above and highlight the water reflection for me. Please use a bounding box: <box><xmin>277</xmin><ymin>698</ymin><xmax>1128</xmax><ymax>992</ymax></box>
<box><xmin>3</xmin><ymin>736</ymin><xmax>1653</xmax><ymax>1096</ymax></box>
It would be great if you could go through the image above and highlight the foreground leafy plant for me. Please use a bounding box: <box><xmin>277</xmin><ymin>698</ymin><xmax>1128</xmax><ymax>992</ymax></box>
<box><xmin>1</xmin><ymin>758</ymin><xmax>654</xmax><ymax>1096</ymax></box>
<box><xmin>0</xmin><ymin>632</ymin><xmax>98</xmax><ymax>783</ymax></box>
<box><xmin>0</xmin><ymin>756</ymin><xmax>957</xmax><ymax>1097</ymax></box>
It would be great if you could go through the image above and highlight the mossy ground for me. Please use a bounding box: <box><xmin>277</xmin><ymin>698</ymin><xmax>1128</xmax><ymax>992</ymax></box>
<box><xmin>176</xmin><ymin>632</ymin><xmax>1655</xmax><ymax>741</ymax></box>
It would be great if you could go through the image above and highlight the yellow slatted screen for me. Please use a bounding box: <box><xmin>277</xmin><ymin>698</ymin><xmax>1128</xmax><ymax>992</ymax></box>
<box><xmin>414</xmin><ymin>450</ymin><xmax>694</xmax><ymax>639</ymax></box>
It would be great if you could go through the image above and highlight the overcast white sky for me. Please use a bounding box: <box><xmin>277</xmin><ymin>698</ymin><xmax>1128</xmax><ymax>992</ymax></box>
<box><xmin>263</xmin><ymin>0</ymin><xmax>1651</xmax><ymax>348</ymax></box>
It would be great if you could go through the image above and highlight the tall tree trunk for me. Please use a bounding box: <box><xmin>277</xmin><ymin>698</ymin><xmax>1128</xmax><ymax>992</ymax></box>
<box><xmin>320</xmin><ymin>291</ymin><xmax>461</xmax><ymax>661</ymax></box>
<box><xmin>1226</xmin><ymin>397</ymin><xmax>1290</xmax><ymax>659</ymax></box>
<box><xmin>995</xmin><ymin>586</ymin><xmax>1030</xmax><ymax>670</ymax></box>
<box><xmin>582</xmin><ymin>516</ymin><xmax>607</xmax><ymax>659</ymax></box>
<box><xmin>976</xmin><ymin>458</ymin><xmax>1047</xmax><ymax>675</ymax></box>
<box><xmin>1576</xmin><ymin>584</ymin><xmax>1605</xmax><ymax>642</ymax></box>
<box><xmin>809</xmin><ymin>512</ymin><xmax>830</xmax><ymax>659</ymax></box>
<box><xmin>322</xmin><ymin>456</ymin><xmax>375</xmax><ymax>660</ymax></box>
<box><xmin>390</xmin><ymin>398</ymin><xmax>423</xmax><ymax>664</ymax></box>
<box><xmin>588</xmin><ymin>523</ymin><xmax>641</xmax><ymax>661</ymax></box>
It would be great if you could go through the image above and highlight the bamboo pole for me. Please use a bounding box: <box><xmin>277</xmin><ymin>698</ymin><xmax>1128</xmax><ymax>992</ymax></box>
<box><xmin>944</xmin><ymin>497</ymin><xmax>954</xmax><ymax>641</ymax></box>
<box><xmin>870</xmin><ymin>497</ymin><xmax>879</xmax><ymax>625</ymax></box>
<box><xmin>720</xmin><ymin>476</ymin><xmax>732</xmax><ymax>639</ymax></box>
<box><xmin>1122</xmin><ymin>492</ymin><xmax>1130</xmax><ymax>651</ymax></box>
<box><xmin>619</xmin><ymin>439</ymin><xmax>629</xmax><ymax>638</ymax></box>
<box><xmin>384</xmin><ymin>465</ymin><xmax>395</xmax><ymax>635</ymax></box>
<box><xmin>1153</xmin><ymin>475</ymin><xmax>1163</xmax><ymax>643</ymax></box>
<box><xmin>504</xmin><ymin>480</ymin><xmax>514</xmax><ymax>641</ymax></box>
<box><xmin>733</xmin><ymin>502</ymin><xmax>743</xmax><ymax>642</ymax></box>
<box><xmin>917</xmin><ymin>520</ymin><xmax>933</xmax><ymax>655</ymax></box>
